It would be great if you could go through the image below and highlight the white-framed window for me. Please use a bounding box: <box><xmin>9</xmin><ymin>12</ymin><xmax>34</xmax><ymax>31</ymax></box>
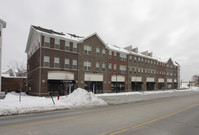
<box><xmin>84</xmin><ymin>45</ymin><xmax>91</xmax><ymax>55</ymax></box>
<box><xmin>145</xmin><ymin>59</ymin><xmax>147</xmax><ymax>64</ymax></box>
<box><xmin>102</xmin><ymin>63</ymin><xmax>105</xmax><ymax>72</ymax></box>
<box><xmin>109</xmin><ymin>64</ymin><xmax>112</xmax><ymax>72</ymax></box>
<box><xmin>54</xmin><ymin>39</ymin><xmax>60</xmax><ymax>49</ymax></box>
<box><xmin>73</xmin><ymin>43</ymin><xmax>77</xmax><ymax>52</ymax></box>
<box><xmin>141</xmin><ymin>58</ymin><xmax>143</xmax><ymax>64</ymax></box>
<box><xmin>120</xmin><ymin>65</ymin><xmax>126</xmax><ymax>74</ymax></box>
<box><xmin>44</xmin><ymin>37</ymin><xmax>50</xmax><ymax>48</ymax></box>
<box><xmin>114</xmin><ymin>52</ymin><xmax>117</xmax><ymax>59</ymax></box>
<box><xmin>72</xmin><ymin>60</ymin><xmax>77</xmax><ymax>69</ymax></box>
<box><xmin>102</xmin><ymin>49</ymin><xmax>106</xmax><ymax>57</ymax></box>
<box><xmin>138</xmin><ymin>57</ymin><xmax>140</xmax><ymax>63</ymax></box>
<box><xmin>134</xmin><ymin>56</ymin><xmax>137</xmax><ymax>63</ymax></box>
<box><xmin>44</xmin><ymin>56</ymin><xmax>50</xmax><ymax>67</ymax></box>
<box><xmin>109</xmin><ymin>51</ymin><xmax>112</xmax><ymax>59</ymax></box>
<box><xmin>120</xmin><ymin>53</ymin><xmax>127</xmax><ymax>61</ymax></box>
<box><xmin>134</xmin><ymin>68</ymin><xmax>137</xmax><ymax>74</ymax></box>
<box><xmin>114</xmin><ymin>64</ymin><xmax>117</xmax><ymax>72</ymax></box>
<box><xmin>65</xmin><ymin>59</ymin><xmax>70</xmax><ymax>69</ymax></box>
<box><xmin>129</xmin><ymin>67</ymin><xmax>132</xmax><ymax>74</ymax></box>
<box><xmin>129</xmin><ymin>55</ymin><xmax>132</xmax><ymax>62</ymax></box>
<box><xmin>84</xmin><ymin>61</ymin><xmax>91</xmax><ymax>71</ymax></box>
<box><xmin>96</xmin><ymin>48</ymin><xmax>100</xmax><ymax>56</ymax></box>
<box><xmin>65</xmin><ymin>41</ymin><xmax>70</xmax><ymax>51</ymax></box>
<box><xmin>54</xmin><ymin>57</ymin><xmax>60</xmax><ymax>68</ymax></box>
<box><xmin>96</xmin><ymin>62</ymin><xmax>99</xmax><ymax>72</ymax></box>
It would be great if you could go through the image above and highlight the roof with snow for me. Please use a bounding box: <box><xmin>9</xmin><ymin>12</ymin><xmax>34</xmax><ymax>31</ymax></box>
<box><xmin>32</xmin><ymin>25</ymin><xmax>83</xmax><ymax>42</ymax></box>
<box><xmin>26</xmin><ymin>25</ymin><xmax>179</xmax><ymax>67</ymax></box>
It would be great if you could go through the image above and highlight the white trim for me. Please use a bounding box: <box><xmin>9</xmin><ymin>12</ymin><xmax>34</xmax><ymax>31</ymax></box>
<box><xmin>131</xmin><ymin>76</ymin><xmax>142</xmax><ymax>82</ymax></box>
<box><xmin>158</xmin><ymin>78</ymin><xmax>164</xmax><ymax>83</ymax></box>
<box><xmin>147</xmin><ymin>77</ymin><xmax>155</xmax><ymax>82</ymax></box>
<box><xmin>84</xmin><ymin>73</ymin><xmax>103</xmax><ymax>81</ymax></box>
<box><xmin>167</xmin><ymin>79</ymin><xmax>172</xmax><ymax>83</ymax></box>
<box><xmin>48</xmin><ymin>71</ymin><xmax>74</xmax><ymax>80</ymax></box>
<box><xmin>111</xmin><ymin>75</ymin><xmax>125</xmax><ymax>82</ymax></box>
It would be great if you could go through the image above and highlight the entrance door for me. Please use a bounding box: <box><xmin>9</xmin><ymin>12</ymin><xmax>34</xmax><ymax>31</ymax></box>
<box><xmin>132</xmin><ymin>82</ymin><xmax>142</xmax><ymax>91</ymax></box>
<box><xmin>147</xmin><ymin>82</ymin><xmax>155</xmax><ymax>90</ymax></box>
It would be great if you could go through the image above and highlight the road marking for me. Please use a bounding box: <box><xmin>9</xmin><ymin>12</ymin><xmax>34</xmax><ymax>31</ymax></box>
<box><xmin>108</xmin><ymin>104</ymin><xmax>199</xmax><ymax>135</ymax></box>
<box><xmin>0</xmin><ymin>116</ymin><xmax>76</xmax><ymax>128</ymax></box>
<box><xmin>109</xmin><ymin>128</ymin><xmax>129</xmax><ymax>135</ymax></box>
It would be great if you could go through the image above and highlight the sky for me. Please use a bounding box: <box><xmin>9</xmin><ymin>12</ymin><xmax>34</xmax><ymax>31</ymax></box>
<box><xmin>0</xmin><ymin>0</ymin><xmax>199</xmax><ymax>81</ymax></box>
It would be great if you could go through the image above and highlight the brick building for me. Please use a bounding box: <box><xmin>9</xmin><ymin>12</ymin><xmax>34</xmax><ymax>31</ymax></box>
<box><xmin>0</xmin><ymin>19</ymin><xmax>6</xmax><ymax>93</ymax></box>
<box><xmin>25</xmin><ymin>25</ymin><xmax>180</xmax><ymax>96</ymax></box>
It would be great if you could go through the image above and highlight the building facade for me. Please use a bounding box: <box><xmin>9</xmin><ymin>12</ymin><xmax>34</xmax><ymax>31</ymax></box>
<box><xmin>26</xmin><ymin>25</ymin><xmax>180</xmax><ymax>96</ymax></box>
<box><xmin>0</xmin><ymin>19</ymin><xmax>6</xmax><ymax>93</ymax></box>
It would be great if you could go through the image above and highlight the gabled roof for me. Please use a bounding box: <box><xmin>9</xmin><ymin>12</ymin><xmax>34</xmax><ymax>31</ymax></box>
<box><xmin>80</xmin><ymin>33</ymin><xmax>108</xmax><ymax>48</ymax></box>
<box><xmin>0</xmin><ymin>19</ymin><xmax>6</xmax><ymax>28</ymax></box>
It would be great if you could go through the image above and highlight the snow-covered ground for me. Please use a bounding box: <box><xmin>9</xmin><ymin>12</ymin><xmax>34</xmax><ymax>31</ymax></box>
<box><xmin>1</xmin><ymin>87</ymin><xmax>199</xmax><ymax>116</ymax></box>
<box><xmin>0</xmin><ymin>88</ymin><xmax>107</xmax><ymax>116</ymax></box>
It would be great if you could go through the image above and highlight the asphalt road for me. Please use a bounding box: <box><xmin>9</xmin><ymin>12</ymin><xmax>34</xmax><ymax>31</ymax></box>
<box><xmin>0</xmin><ymin>91</ymin><xmax>199</xmax><ymax>135</ymax></box>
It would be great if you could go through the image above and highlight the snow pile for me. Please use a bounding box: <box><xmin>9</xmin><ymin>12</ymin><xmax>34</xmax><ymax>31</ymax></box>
<box><xmin>180</xmin><ymin>82</ymin><xmax>189</xmax><ymax>88</ymax></box>
<box><xmin>0</xmin><ymin>88</ymin><xmax>107</xmax><ymax>116</ymax></box>
<box><xmin>62</xmin><ymin>88</ymin><xmax>107</xmax><ymax>107</ymax></box>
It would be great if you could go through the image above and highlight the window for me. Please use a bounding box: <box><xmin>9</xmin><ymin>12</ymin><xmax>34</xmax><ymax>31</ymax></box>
<box><xmin>120</xmin><ymin>53</ymin><xmax>127</xmax><ymax>61</ymax></box>
<box><xmin>102</xmin><ymin>49</ymin><xmax>106</xmax><ymax>57</ymax></box>
<box><xmin>134</xmin><ymin>68</ymin><xmax>137</xmax><ymax>74</ymax></box>
<box><xmin>72</xmin><ymin>60</ymin><xmax>77</xmax><ymax>69</ymax></box>
<box><xmin>73</xmin><ymin>43</ymin><xmax>77</xmax><ymax>52</ymax></box>
<box><xmin>102</xmin><ymin>63</ymin><xmax>105</xmax><ymax>72</ymax></box>
<box><xmin>109</xmin><ymin>64</ymin><xmax>112</xmax><ymax>72</ymax></box>
<box><xmin>129</xmin><ymin>67</ymin><xmax>132</xmax><ymax>74</ymax></box>
<box><xmin>54</xmin><ymin>57</ymin><xmax>60</xmax><ymax>68</ymax></box>
<box><xmin>145</xmin><ymin>59</ymin><xmax>147</xmax><ymax>64</ymax></box>
<box><xmin>109</xmin><ymin>51</ymin><xmax>112</xmax><ymax>59</ymax></box>
<box><xmin>84</xmin><ymin>61</ymin><xmax>91</xmax><ymax>71</ymax></box>
<box><xmin>54</xmin><ymin>39</ymin><xmax>60</xmax><ymax>49</ymax></box>
<box><xmin>141</xmin><ymin>58</ymin><xmax>143</xmax><ymax>64</ymax></box>
<box><xmin>114</xmin><ymin>52</ymin><xmax>117</xmax><ymax>59</ymax></box>
<box><xmin>44</xmin><ymin>37</ymin><xmax>50</xmax><ymax>47</ymax></box>
<box><xmin>138</xmin><ymin>57</ymin><xmax>140</xmax><ymax>63</ymax></box>
<box><xmin>96</xmin><ymin>48</ymin><xmax>100</xmax><ymax>56</ymax></box>
<box><xmin>129</xmin><ymin>56</ymin><xmax>132</xmax><ymax>62</ymax></box>
<box><xmin>114</xmin><ymin>64</ymin><xmax>117</xmax><ymax>72</ymax></box>
<box><xmin>0</xmin><ymin>30</ymin><xmax>1</xmax><ymax>37</ymax></box>
<box><xmin>44</xmin><ymin>56</ymin><xmax>50</xmax><ymax>67</ymax></box>
<box><xmin>65</xmin><ymin>59</ymin><xmax>70</xmax><ymax>69</ymax></box>
<box><xmin>96</xmin><ymin>63</ymin><xmax>99</xmax><ymax>72</ymax></box>
<box><xmin>120</xmin><ymin>65</ymin><xmax>126</xmax><ymax>74</ymax></box>
<box><xmin>65</xmin><ymin>41</ymin><xmax>70</xmax><ymax>51</ymax></box>
<box><xmin>134</xmin><ymin>56</ymin><xmax>137</xmax><ymax>63</ymax></box>
<box><xmin>84</xmin><ymin>45</ymin><xmax>91</xmax><ymax>55</ymax></box>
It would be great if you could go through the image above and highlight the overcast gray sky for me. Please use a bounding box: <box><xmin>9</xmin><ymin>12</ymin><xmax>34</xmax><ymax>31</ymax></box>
<box><xmin>1</xmin><ymin>0</ymin><xmax>199</xmax><ymax>81</ymax></box>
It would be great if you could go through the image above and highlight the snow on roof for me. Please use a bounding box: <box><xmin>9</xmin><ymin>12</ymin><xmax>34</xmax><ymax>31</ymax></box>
<box><xmin>2</xmin><ymin>73</ymin><xmax>26</xmax><ymax>78</ymax></box>
<box><xmin>32</xmin><ymin>25</ymin><xmax>83</xmax><ymax>42</ymax></box>
<box><xmin>107</xmin><ymin>44</ymin><xmax>129</xmax><ymax>54</ymax></box>
<box><xmin>28</xmin><ymin>25</ymin><xmax>179</xmax><ymax>66</ymax></box>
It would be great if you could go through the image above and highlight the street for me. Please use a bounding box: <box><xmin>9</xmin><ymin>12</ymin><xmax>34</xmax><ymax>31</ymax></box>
<box><xmin>0</xmin><ymin>91</ymin><xmax>199</xmax><ymax>135</ymax></box>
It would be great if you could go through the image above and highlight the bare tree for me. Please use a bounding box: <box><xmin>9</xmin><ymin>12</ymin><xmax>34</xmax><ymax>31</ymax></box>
<box><xmin>8</xmin><ymin>60</ymin><xmax>26</xmax><ymax>102</ymax></box>
<box><xmin>192</xmin><ymin>74</ymin><xmax>199</xmax><ymax>82</ymax></box>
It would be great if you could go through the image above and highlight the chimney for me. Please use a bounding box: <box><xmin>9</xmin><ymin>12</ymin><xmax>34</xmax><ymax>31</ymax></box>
<box><xmin>132</xmin><ymin>47</ymin><xmax>138</xmax><ymax>53</ymax></box>
<box><xmin>141</xmin><ymin>51</ymin><xmax>148</xmax><ymax>56</ymax></box>
<box><xmin>124</xmin><ymin>45</ymin><xmax>132</xmax><ymax>51</ymax></box>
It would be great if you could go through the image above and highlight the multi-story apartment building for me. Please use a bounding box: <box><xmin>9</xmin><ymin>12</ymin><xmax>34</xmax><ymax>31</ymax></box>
<box><xmin>0</xmin><ymin>19</ymin><xmax>6</xmax><ymax>93</ymax></box>
<box><xmin>25</xmin><ymin>25</ymin><xmax>180</xmax><ymax>96</ymax></box>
